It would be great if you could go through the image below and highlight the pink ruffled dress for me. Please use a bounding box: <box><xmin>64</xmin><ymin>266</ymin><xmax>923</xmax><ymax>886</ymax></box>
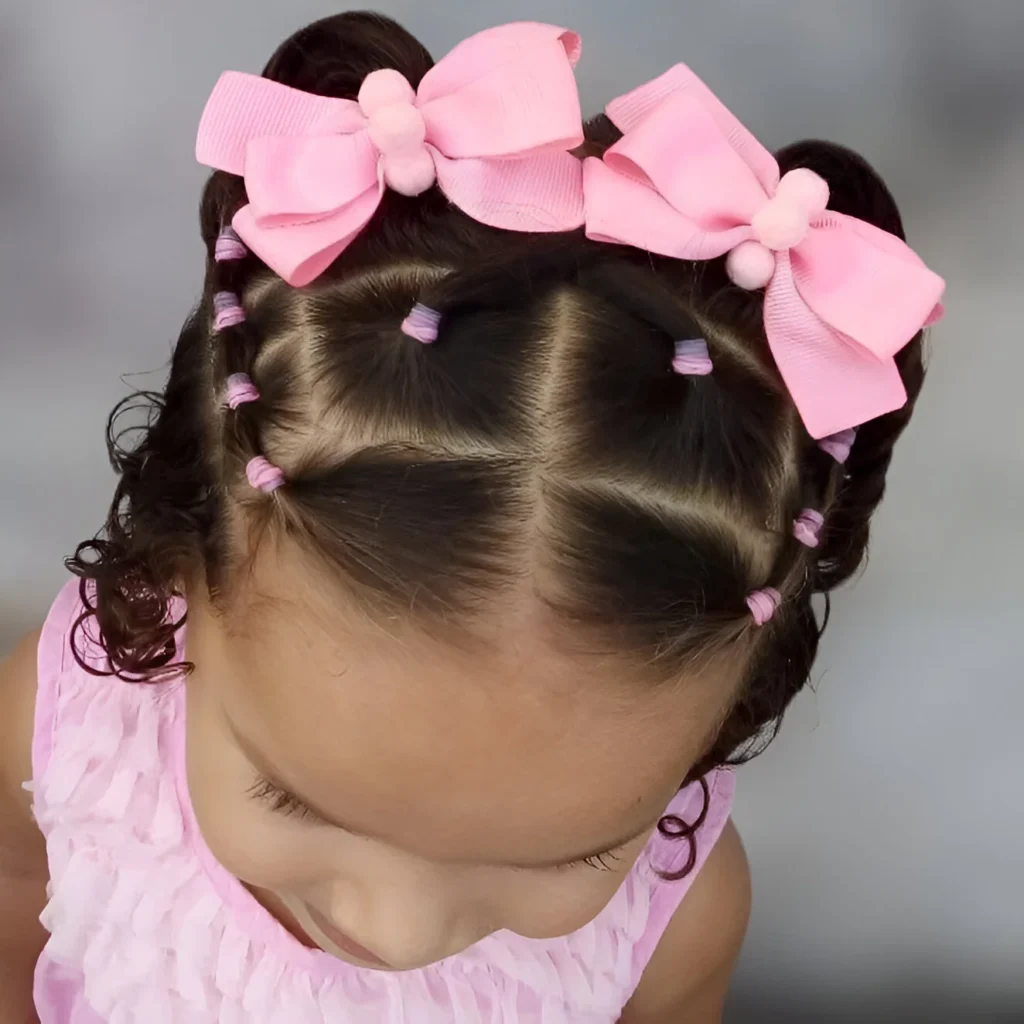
<box><xmin>30</xmin><ymin>580</ymin><xmax>735</xmax><ymax>1022</ymax></box>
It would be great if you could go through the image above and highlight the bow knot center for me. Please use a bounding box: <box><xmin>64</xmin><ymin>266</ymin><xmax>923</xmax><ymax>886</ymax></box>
<box><xmin>752</xmin><ymin>196</ymin><xmax>811</xmax><ymax>250</ymax></box>
<box><xmin>752</xmin><ymin>168</ymin><xmax>830</xmax><ymax>250</ymax></box>
<box><xmin>358</xmin><ymin>68</ymin><xmax>435</xmax><ymax>196</ymax></box>
<box><xmin>358</xmin><ymin>68</ymin><xmax>417</xmax><ymax>117</ymax></box>
<box><xmin>367</xmin><ymin>102</ymin><xmax>427</xmax><ymax>158</ymax></box>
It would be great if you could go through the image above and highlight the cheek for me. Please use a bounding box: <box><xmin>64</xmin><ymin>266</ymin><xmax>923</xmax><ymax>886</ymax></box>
<box><xmin>190</xmin><ymin>784</ymin><xmax>317</xmax><ymax>891</ymax></box>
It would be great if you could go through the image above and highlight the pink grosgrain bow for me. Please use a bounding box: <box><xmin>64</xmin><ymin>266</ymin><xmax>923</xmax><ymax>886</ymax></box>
<box><xmin>583</xmin><ymin>65</ymin><xmax>945</xmax><ymax>439</ymax></box>
<box><xmin>196</xmin><ymin>22</ymin><xmax>586</xmax><ymax>287</ymax></box>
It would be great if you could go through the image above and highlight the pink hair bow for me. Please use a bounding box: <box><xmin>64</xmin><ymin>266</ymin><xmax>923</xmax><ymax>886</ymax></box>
<box><xmin>583</xmin><ymin>65</ymin><xmax>945</xmax><ymax>439</ymax></box>
<box><xmin>196</xmin><ymin>23</ymin><xmax>586</xmax><ymax>287</ymax></box>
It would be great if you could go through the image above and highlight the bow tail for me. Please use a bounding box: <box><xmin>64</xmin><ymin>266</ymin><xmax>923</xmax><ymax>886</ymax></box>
<box><xmin>764</xmin><ymin>257</ymin><xmax>908</xmax><ymax>439</ymax></box>
<box><xmin>432</xmin><ymin>149</ymin><xmax>585</xmax><ymax>232</ymax></box>
<box><xmin>233</xmin><ymin>182</ymin><xmax>383</xmax><ymax>287</ymax></box>
<box><xmin>793</xmin><ymin>213</ymin><xmax>946</xmax><ymax>359</ymax></box>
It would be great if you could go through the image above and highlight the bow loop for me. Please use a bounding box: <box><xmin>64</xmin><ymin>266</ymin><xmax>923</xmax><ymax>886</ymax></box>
<box><xmin>605</xmin><ymin>92</ymin><xmax>770</xmax><ymax>233</ymax></box>
<box><xmin>583</xmin><ymin>63</ymin><xmax>945</xmax><ymax>437</ymax></box>
<box><xmin>417</xmin><ymin>24</ymin><xmax>584</xmax><ymax>159</ymax></box>
<box><xmin>196</xmin><ymin>22</ymin><xmax>585</xmax><ymax>286</ymax></box>
<box><xmin>196</xmin><ymin>72</ymin><xmax>364</xmax><ymax>176</ymax></box>
<box><xmin>242</xmin><ymin>134</ymin><xmax>378</xmax><ymax>220</ymax></box>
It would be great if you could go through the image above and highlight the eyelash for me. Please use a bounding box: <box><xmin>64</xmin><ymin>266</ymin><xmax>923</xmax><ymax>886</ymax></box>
<box><xmin>247</xmin><ymin>776</ymin><xmax>321</xmax><ymax>822</ymax></box>
<box><xmin>559</xmin><ymin>851</ymin><xmax>623</xmax><ymax>873</ymax></box>
<box><xmin>247</xmin><ymin>775</ymin><xmax>624</xmax><ymax>872</ymax></box>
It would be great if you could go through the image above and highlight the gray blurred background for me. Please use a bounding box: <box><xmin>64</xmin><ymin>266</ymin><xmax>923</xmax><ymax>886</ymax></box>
<box><xmin>1</xmin><ymin>1</ymin><xmax>1021</xmax><ymax>1020</ymax></box>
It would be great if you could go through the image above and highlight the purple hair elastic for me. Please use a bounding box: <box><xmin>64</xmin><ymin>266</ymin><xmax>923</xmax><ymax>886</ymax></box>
<box><xmin>746</xmin><ymin>587</ymin><xmax>781</xmax><ymax>627</ymax></box>
<box><xmin>213</xmin><ymin>291</ymin><xmax>246</xmax><ymax>331</ymax></box>
<box><xmin>245</xmin><ymin>456</ymin><xmax>285</xmax><ymax>493</ymax></box>
<box><xmin>215</xmin><ymin>226</ymin><xmax>248</xmax><ymax>262</ymax></box>
<box><xmin>818</xmin><ymin>428</ymin><xmax>857</xmax><ymax>464</ymax></box>
<box><xmin>672</xmin><ymin>338</ymin><xmax>713</xmax><ymax>376</ymax></box>
<box><xmin>225</xmin><ymin>373</ymin><xmax>260</xmax><ymax>410</ymax></box>
<box><xmin>793</xmin><ymin>508</ymin><xmax>825</xmax><ymax>548</ymax></box>
<box><xmin>401</xmin><ymin>303</ymin><xmax>442</xmax><ymax>344</ymax></box>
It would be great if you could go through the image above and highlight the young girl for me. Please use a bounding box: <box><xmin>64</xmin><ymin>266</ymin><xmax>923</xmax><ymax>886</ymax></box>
<box><xmin>0</xmin><ymin>12</ymin><xmax>943</xmax><ymax>1024</ymax></box>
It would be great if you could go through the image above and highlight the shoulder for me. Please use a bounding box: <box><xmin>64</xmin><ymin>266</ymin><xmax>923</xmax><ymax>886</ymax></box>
<box><xmin>0</xmin><ymin>628</ymin><xmax>46</xmax><ymax>871</ymax></box>
<box><xmin>1</xmin><ymin>578</ymin><xmax>83</xmax><ymax>844</ymax></box>
<box><xmin>619</xmin><ymin>819</ymin><xmax>751</xmax><ymax>1024</ymax></box>
<box><xmin>0</xmin><ymin>629</ymin><xmax>41</xmax><ymax>811</ymax></box>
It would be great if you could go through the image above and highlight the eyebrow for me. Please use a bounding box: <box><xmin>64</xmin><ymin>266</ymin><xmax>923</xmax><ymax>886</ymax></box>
<box><xmin>225</xmin><ymin>714</ymin><xmax>655</xmax><ymax>870</ymax></box>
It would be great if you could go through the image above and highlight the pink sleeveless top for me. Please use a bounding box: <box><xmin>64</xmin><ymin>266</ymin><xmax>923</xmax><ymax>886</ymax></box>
<box><xmin>30</xmin><ymin>580</ymin><xmax>734</xmax><ymax>1023</ymax></box>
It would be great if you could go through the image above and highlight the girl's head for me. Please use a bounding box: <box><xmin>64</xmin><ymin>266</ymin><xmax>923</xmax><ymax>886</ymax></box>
<box><xmin>71</xmin><ymin>13</ymin><xmax>938</xmax><ymax>969</ymax></box>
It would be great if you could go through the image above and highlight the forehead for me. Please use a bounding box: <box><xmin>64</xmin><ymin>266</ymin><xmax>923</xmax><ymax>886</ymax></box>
<box><xmin>194</xmin><ymin>553</ymin><xmax>737</xmax><ymax>864</ymax></box>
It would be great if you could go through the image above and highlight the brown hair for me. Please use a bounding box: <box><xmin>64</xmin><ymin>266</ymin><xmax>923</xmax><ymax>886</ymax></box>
<box><xmin>68</xmin><ymin>11</ymin><xmax>927</xmax><ymax>873</ymax></box>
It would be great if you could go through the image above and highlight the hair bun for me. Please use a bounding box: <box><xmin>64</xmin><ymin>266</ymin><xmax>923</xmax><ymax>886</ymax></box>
<box><xmin>774</xmin><ymin>138</ymin><xmax>906</xmax><ymax>241</ymax></box>
<box><xmin>261</xmin><ymin>11</ymin><xmax>434</xmax><ymax>100</ymax></box>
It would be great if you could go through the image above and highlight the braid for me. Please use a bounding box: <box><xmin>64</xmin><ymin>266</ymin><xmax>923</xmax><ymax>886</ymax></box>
<box><xmin>202</xmin><ymin>218</ymin><xmax>285</xmax><ymax>501</ymax></box>
<box><xmin>774</xmin><ymin>138</ymin><xmax>928</xmax><ymax>594</ymax></box>
<box><xmin>814</xmin><ymin>337</ymin><xmax>925</xmax><ymax>590</ymax></box>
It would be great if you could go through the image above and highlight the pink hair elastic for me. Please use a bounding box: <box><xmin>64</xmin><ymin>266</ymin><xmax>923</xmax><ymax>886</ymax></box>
<box><xmin>401</xmin><ymin>303</ymin><xmax>441</xmax><ymax>344</ymax></box>
<box><xmin>225</xmin><ymin>373</ymin><xmax>259</xmax><ymax>410</ymax></box>
<box><xmin>793</xmin><ymin>508</ymin><xmax>825</xmax><ymax>548</ymax></box>
<box><xmin>818</xmin><ymin>428</ymin><xmax>857</xmax><ymax>464</ymax></box>
<box><xmin>213</xmin><ymin>291</ymin><xmax>246</xmax><ymax>331</ymax></box>
<box><xmin>746</xmin><ymin>587</ymin><xmax>781</xmax><ymax>627</ymax></box>
<box><xmin>215</xmin><ymin>226</ymin><xmax>248</xmax><ymax>262</ymax></box>
<box><xmin>672</xmin><ymin>339</ymin><xmax>713</xmax><ymax>376</ymax></box>
<box><xmin>245</xmin><ymin>456</ymin><xmax>285</xmax><ymax>493</ymax></box>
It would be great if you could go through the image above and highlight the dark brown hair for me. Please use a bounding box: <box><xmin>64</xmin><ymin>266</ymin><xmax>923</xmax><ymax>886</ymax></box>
<box><xmin>68</xmin><ymin>11</ymin><xmax>927</xmax><ymax>874</ymax></box>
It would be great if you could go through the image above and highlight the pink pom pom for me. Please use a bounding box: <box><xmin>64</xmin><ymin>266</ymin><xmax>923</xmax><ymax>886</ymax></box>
<box><xmin>383</xmin><ymin>151</ymin><xmax>437</xmax><ymax>196</ymax></box>
<box><xmin>360</xmin><ymin>73</ymin><xmax>434</xmax><ymax>196</ymax></box>
<box><xmin>775</xmin><ymin>168</ymin><xmax>830</xmax><ymax>216</ymax></box>
<box><xmin>358</xmin><ymin>69</ymin><xmax>416</xmax><ymax>117</ymax></box>
<box><xmin>726</xmin><ymin>240</ymin><xmax>776</xmax><ymax>290</ymax></box>
<box><xmin>367</xmin><ymin>103</ymin><xmax>428</xmax><ymax>157</ymax></box>
<box><xmin>752</xmin><ymin>197</ymin><xmax>810</xmax><ymax>250</ymax></box>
